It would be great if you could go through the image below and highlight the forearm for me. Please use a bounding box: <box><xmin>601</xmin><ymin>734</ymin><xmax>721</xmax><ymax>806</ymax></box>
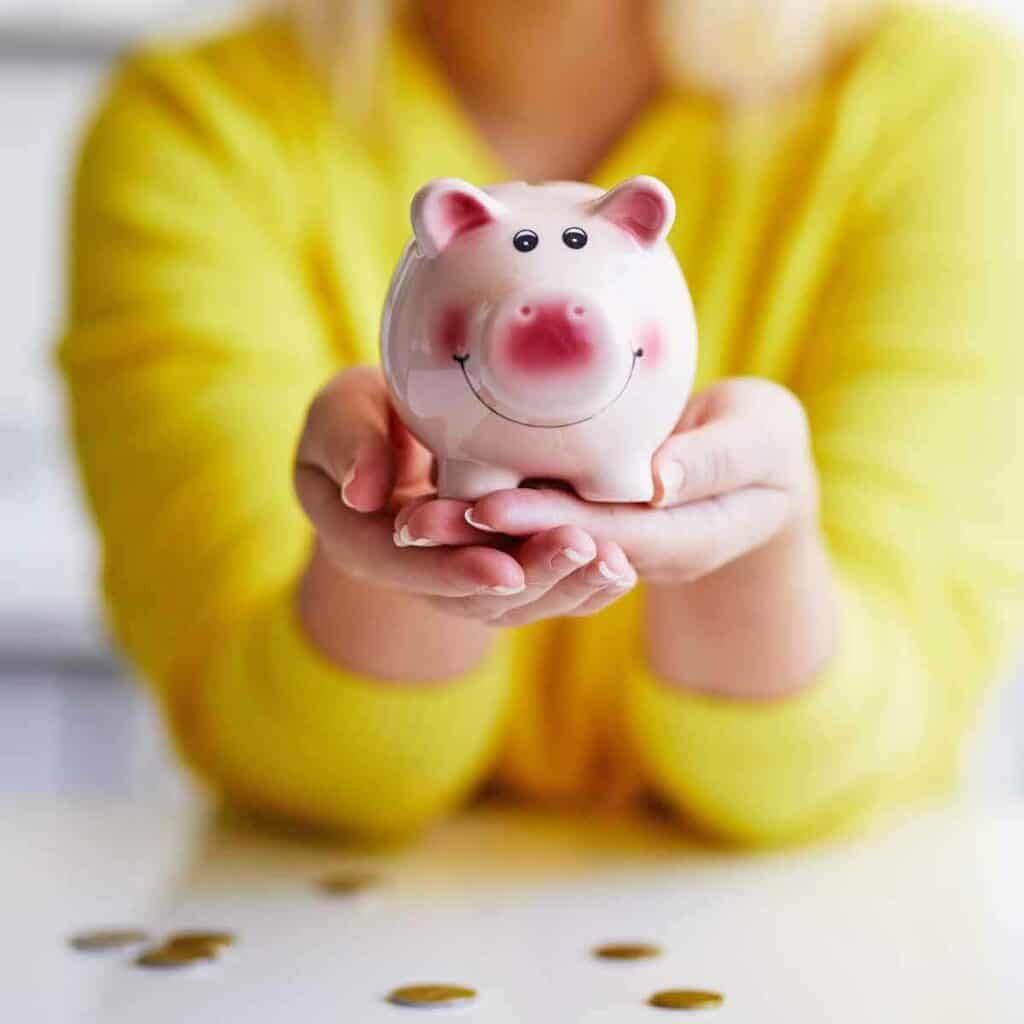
<box><xmin>298</xmin><ymin>540</ymin><xmax>496</xmax><ymax>682</ymax></box>
<box><xmin>643</xmin><ymin>519</ymin><xmax>840</xmax><ymax>700</ymax></box>
<box><xmin>628</xmin><ymin>532</ymin><xmax>945</xmax><ymax>845</ymax></box>
<box><xmin>626</xmin><ymin>563</ymin><xmax>938</xmax><ymax>845</ymax></box>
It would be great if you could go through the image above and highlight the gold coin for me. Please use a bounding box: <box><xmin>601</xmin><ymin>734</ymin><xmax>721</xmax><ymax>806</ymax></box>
<box><xmin>162</xmin><ymin>938</ymin><xmax>222</xmax><ymax>958</ymax></box>
<box><xmin>318</xmin><ymin>871</ymin><xmax>381</xmax><ymax>896</ymax></box>
<box><xmin>135</xmin><ymin>943</ymin><xmax>218</xmax><ymax>969</ymax></box>
<box><xmin>69</xmin><ymin>929</ymin><xmax>149</xmax><ymax>952</ymax></box>
<box><xmin>387</xmin><ymin>984</ymin><xmax>477</xmax><ymax>1008</ymax></box>
<box><xmin>165</xmin><ymin>930</ymin><xmax>235</xmax><ymax>953</ymax></box>
<box><xmin>647</xmin><ymin>989</ymin><xmax>725</xmax><ymax>1011</ymax></box>
<box><xmin>593</xmin><ymin>942</ymin><xmax>662</xmax><ymax>961</ymax></box>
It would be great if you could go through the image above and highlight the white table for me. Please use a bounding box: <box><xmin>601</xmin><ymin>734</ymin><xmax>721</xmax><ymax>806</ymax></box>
<box><xmin>5</xmin><ymin>796</ymin><xmax>1024</xmax><ymax>1022</ymax></box>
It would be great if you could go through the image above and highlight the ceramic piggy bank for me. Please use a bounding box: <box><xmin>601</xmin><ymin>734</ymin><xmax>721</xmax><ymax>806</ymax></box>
<box><xmin>380</xmin><ymin>176</ymin><xmax>698</xmax><ymax>502</ymax></box>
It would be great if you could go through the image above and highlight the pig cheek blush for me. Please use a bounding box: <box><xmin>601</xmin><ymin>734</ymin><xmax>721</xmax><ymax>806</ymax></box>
<box><xmin>435</xmin><ymin>306</ymin><xmax>468</xmax><ymax>363</ymax></box>
<box><xmin>638</xmin><ymin>325</ymin><xmax>663</xmax><ymax>371</ymax></box>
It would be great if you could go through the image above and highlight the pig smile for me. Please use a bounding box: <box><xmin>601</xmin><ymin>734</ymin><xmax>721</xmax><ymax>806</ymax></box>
<box><xmin>452</xmin><ymin>348</ymin><xmax>644</xmax><ymax>429</ymax></box>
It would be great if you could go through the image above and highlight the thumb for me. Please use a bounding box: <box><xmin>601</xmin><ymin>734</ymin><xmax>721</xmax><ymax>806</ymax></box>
<box><xmin>297</xmin><ymin>367</ymin><xmax>397</xmax><ymax>514</ymax></box>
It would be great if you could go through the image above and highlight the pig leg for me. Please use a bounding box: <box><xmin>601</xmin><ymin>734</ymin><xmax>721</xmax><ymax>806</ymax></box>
<box><xmin>437</xmin><ymin>459</ymin><xmax>522</xmax><ymax>501</ymax></box>
<box><xmin>574</xmin><ymin>464</ymin><xmax>655</xmax><ymax>503</ymax></box>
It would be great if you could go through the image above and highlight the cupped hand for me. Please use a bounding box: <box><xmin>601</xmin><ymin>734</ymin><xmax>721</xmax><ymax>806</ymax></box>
<box><xmin>401</xmin><ymin>377</ymin><xmax>820</xmax><ymax>583</ymax></box>
<box><xmin>294</xmin><ymin>367</ymin><xmax>637</xmax><ymax>626</ymax></box>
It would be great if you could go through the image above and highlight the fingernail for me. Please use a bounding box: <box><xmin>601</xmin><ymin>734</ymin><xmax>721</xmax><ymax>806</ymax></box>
<box><xmin>486</xmin><ymin>583</ymin><xmax>525</xmax><ymax>596</ymax></box>
<box><xmin>394</xmin><ymin>505</ymin><xmax>413</xmax><ymax>532</ymax></box>
<box><xmin>397</xmin><ymin>524</ymin><xmax>440</xmax><ymax>548</ymax></box>
<box><xmin>340</xmin><ymin>465</ymin><xmax>358</xmax><ymax>509</ymax></box>
<box><xmin>557</xmin><ymin>547</ymin><xmax>593</xmax><ymax>566</ymax></box>
<box><xmin>597</xmin><ymin>561</ymin><xmax>627</xmax><ymax>584</ymax></box>
<box><xmin>393</xmin><ymin>529</ymin><xmax>407</xmax><ymax>548</ymax></box>
<box><xmin>655</xmin><ymin>461</ymin><xmax>684</xmax><ymax>506</ymax></box>
<box><xmin>465</xmin><ymin>508</ymin><xmax>498</xmax><ymax>533</ymax></box>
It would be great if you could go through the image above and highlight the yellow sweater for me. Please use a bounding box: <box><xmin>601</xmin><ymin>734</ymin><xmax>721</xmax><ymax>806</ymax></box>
<box><xmin>59</xmin><ymin>7</ymin><xmax>1024</xmax><ymax>845</ymax></box>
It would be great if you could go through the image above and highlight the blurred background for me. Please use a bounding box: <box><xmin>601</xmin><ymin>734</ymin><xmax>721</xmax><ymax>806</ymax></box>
<box><xmin>1</xmin><ymin>0</ymin><xmax>1022</xmax><ymax>804</ymax></box>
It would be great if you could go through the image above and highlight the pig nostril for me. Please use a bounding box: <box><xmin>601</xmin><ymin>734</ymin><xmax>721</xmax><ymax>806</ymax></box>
<box><xmin>519</xmin><ymin>305</ymin><xmax>533</xmax><ymax>318</ymax></box>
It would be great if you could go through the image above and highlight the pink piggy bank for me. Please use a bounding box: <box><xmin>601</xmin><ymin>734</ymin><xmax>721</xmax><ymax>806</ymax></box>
<box><xmin>380</xmin><ymin>176</ymin><xmax>698</xmax><ymax>502</ymax></box>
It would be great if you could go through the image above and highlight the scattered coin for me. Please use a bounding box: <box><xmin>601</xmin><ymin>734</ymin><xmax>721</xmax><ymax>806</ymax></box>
<box><xmin>164</xmin><ymin>930</ymin><xmax>235</xmax><ymax>955</ymax></box>
<box><xmin>647</xmin><ymin>989</ymin><xmax>725</xmax><ymax>1011</ymax></box>
<box><xmin>69</xmin><ymin>929</ymin><xmax>150</xmax><ymax>953</ymax></box>
<box><xmin>593</xmin><ymin>942</ymin><xmax>662</xmax><ymax>961</ymax></box>
<box><xmin>318</xmin><ymin>870</ymin><xmax>381</xmax><ymax>896</ymax></box>
<box><xmin>135</xmin><ymin>943</ymin><xmax>219</xmax><ymax>970</ymax></box>
<box><xmin>387</xmin><ymin>984</ymin><xmax>477</xmax><ymax>1009</ymax></box>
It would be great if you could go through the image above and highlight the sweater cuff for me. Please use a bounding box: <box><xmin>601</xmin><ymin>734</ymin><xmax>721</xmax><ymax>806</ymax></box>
<box><xmin>624</xmin><ymin>572</ymin><xmax>932</xmax><ymax>846</ymax></box>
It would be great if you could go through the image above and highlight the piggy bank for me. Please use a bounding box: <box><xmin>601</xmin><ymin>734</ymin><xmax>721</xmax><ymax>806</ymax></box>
<box><xmin>380</xmin><ymin>176</ymin><xmax>697</xmax><ymax>502</ymax></box>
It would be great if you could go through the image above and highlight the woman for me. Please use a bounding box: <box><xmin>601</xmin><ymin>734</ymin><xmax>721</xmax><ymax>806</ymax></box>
<box><xmin>58</xmin><ymin>0</ymin><xmax>1024</xmax><ymax>843</ymax></box>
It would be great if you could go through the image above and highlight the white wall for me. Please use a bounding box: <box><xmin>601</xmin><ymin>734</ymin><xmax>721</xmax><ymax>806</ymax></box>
<box><xmin>0</xmin><ymin>3</ymin><xmax>242</xmax><ymax>656</ymax></box>
<box><xmin>0</xmin><ymin>61</ymin><xmax>107</xmax><ymax>655</ymax></box>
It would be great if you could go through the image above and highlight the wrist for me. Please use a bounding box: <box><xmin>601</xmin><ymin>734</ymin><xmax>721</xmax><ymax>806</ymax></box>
<box><xmin>644</xmin><ymin>516</ymin><xmax>839</xmax><ymax>701</ymax></box>
<box><xmin>298</xmin><ymin>541</ymin><xmax>495</xmax><ymax>682</ymax></box>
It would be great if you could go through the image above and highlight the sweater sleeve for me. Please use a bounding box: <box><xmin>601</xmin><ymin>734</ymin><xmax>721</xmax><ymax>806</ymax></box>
<box><xmin>624</xmin><ymin>22</ymin><xmax>1024</xmax><ymax>846</ymax></box>
<box><xmin>57</xmin><ymin>52</ymin><xmax>512</xmax><ymax>837</ymax></box>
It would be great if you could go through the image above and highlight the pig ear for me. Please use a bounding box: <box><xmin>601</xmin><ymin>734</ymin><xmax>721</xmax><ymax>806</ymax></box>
<box><xmin>589</xmin><ymin>176</ymin><xmax>675</xmax><ymax>248</ymax></box>
<box><xmin>411</xmin><ymin>178</ymin><xmax>506</xmax><ymax>258</ymax></box>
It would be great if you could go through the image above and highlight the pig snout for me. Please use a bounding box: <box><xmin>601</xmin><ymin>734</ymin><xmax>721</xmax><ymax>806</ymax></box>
<box><xmin>499</xmin><ymin>299</ymin><xmax>599</xmax><ymax>375</ymax></box>
<box><xmin>465</xmin><ymin>293</ymin><xmax>636</xmax><ymax>426</ymax></box>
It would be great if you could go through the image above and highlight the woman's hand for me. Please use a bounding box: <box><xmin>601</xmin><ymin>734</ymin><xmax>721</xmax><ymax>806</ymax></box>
<box><xmin>294</xmin><ymin>367</ymin><xmax>637</xmax><ymax>631</ymax></box>
<box><xmin>402</xmin><ymin>377</ymin><xmax>821</xmax><ymax>581</ymax></box>
<box><xmin>296</xmin><ymin>366</ymin><xmax>520</xmax><ymax>600</ymax></box>
<box><xmin>396</xmin><ymin>376</ymin><xmax>836</xmax><ymax>697</ymax></box>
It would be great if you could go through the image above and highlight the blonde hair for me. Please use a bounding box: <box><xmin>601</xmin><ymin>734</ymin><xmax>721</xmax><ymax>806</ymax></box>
<box><xmin>286</xmin><ymin>0</ymin><xmax>886</xmax><ymax>105</ymax></box>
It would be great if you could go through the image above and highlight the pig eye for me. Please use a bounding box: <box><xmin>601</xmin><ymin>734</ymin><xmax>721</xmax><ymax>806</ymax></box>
<box><xmin>562</xmin><ymin>227</ymin><xmax>588</xmax><ymax>250</ymax></box>
<box><xmin>513</xmin><ymin>229</ymin><xmax>539</xmax><ymax>253</ymax></box>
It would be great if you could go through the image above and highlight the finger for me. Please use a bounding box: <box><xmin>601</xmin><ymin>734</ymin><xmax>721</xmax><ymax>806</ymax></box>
<box><xmin>650</xmin><ymin>416</ymin><xmax>763</xmax><ymax>509</ymax></box>
<box><xmin>465</xmin><ymin>487</ymin><xmax>601</xmax><ymax>538</ymax></box>
<box><xmin>394</xmin><ymin>498</ymin><xmax>480</xmax><ymax>548</ymax></box>
<box><xmin>488</xmin><ymin>539</ymin><xmax>635</xmax><ymax>628</ymax></box>
<box><xmin>393</xmin><ymin>496</ymin><xmax>435</xmax><ymax>547</ymax></box>
<box><xmin>481</xmin><ymin>525</ymin><xmax>599</xmax><ymax>611</ymax></box>
<box><xmin>340</xmin><ymin>437</ymin><xmax>396</xmax><ymax>513</ymax></box>
<box><xmin>430</xmin><ymin>526</ymin><xmax>597</xmax><ymax>620</ymax></box>
<box><xmin>564</xmin><ymin>580</ymin><xmax>636</xmax><ymax>617</ymax></box>
<box><xmin>464</xmin><ymin>488</ymin><xmax>661</xmax><ymax>563</ymax></box>
<box><xmin>650</xmin><ymin>383</ymin><xmax>807</xmax><ymax>508</ymax></box>
<box><xmin>641</xmin><ymin>486</ymin><xmax>792</xmax><ymax>582</ymax></box>
<box><xmin>462</xmin><ymin>480</ymin><xmax>790</xmax><ymax>582</ymax></box>
<box><xmin>301</xmin><ymin>468</ymin><xmax>526</xmax><ymax>596</ymax></box>
<box><xmin>515</xmin><ymin>525</ymin><xmax>598</xmax><ymax>589</ymax></box>
<box><xmin>296</xmin><ymin>367</ymin><xmax>397</xmax><ymax>513</ymax></box>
